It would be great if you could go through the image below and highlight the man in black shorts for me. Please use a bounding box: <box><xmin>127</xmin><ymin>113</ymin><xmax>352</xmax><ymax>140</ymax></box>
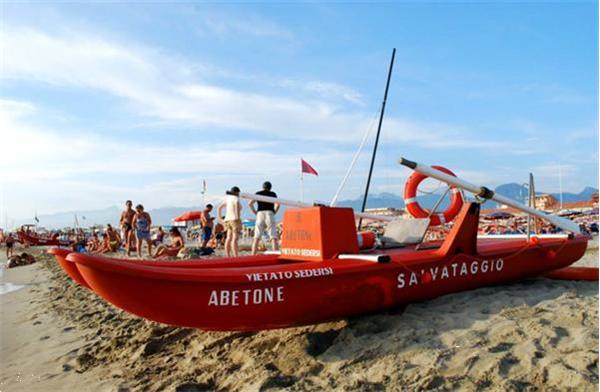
<box><xmin>249</xmin><ymin>181</ymin><xmax>280</xmax><ymax>255</ymax></box>
<box><xmin>120</xmin><ymin>200</ymin><xmax>135</xmax><ymax>255</ymax></box>
<box><xmin>5</xmin><ymin>233</ymin><xmax>15</xmax><ymax>258</ymax></box>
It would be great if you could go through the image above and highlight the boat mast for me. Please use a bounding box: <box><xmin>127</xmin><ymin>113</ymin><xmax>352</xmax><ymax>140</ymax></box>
<box><xmin>358</xmin><ymin>48</ymin><xmax>396</xmax><ymax>230</ymax></box>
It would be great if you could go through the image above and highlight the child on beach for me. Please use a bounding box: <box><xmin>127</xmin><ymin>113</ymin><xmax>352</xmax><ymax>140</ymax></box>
<box><xmin>153</xmin><ymin>226</ymin><xmax>165</xmax><ymax>246</ymax></box>
<box><xmin>132</xmin><ymin>204</ymin><xmax>152</xmax><ymax>257</ymax></box>
<box><xmin>153</xmin><ymin>227</ymin><xmax>185</xmax><ymax>258</ymax></box>
<box><xmin>218</xmin><ymin>186</ymin><xmax>242</xmax><ymax>258</ymax></box>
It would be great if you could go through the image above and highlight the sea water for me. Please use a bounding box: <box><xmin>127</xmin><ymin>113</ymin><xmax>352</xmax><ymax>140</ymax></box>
<box><xmin>0</xmin><ymin>267</ymin><xmax>25</xmax><ymax>295</ymax></box>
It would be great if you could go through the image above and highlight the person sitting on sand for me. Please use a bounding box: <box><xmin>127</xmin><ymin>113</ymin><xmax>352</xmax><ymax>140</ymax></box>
<box><xmin>153</xmin><ymin>226</ymin><xmax>165</xmax><ymax>246</ymax></box>
<box><xmin>97</xmin><ymin>233</ymin><xmax>110</xmax><ymax>254</ymax></box>
<box><xmin>218</xmin><ymin>187</ymin><xmax>242</xmax><ymax>258</ymax></box>
<box><xmin>153</xmin><ymin>227</ymin><xmax>185</xmax><ymax>258</ymax></box>
<box><xmin>70</xmin><ymin>230</ymin><xmax>87</xmax><ymax>253</ymax></box>
<box><xmin>200</xmin><ymin>204</ymin><xmax>214</xmax><ymax>248</ymax></box>
<box><xmin>121</xmin><ymin>200</ymin><xmax>136</xmax><ymax>256</ymax></box>
<box><xmin>5</xmin><ymin>233</ymin><xmax>15</xmax><ymax>258</ymax></box>
<box><xmin>87</xmin><ymin>232</ymin><xmax>100</xmax><ymax>252</ymax></box>
<box><xmin>132</xmin><ymin>204</ymin><xmax>152</xmax><ymax>257</ymax></box>
<box><xmin>106</xmin><ymin>224</ymin><xmax>120</xmax><ymax>252</ymax></box>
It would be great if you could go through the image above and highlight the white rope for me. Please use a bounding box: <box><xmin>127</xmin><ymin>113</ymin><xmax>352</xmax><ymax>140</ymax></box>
<box><xmin>330</xmin><ymin>108</ymin><xmax>381</xmax><ymax>206</ymax></box>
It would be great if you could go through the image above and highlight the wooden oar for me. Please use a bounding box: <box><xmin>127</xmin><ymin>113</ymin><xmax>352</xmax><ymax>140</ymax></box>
<box><xmin>399</xmin><ymin>158</ymin><xmax>582</xmax><ymax>234</ymax></box>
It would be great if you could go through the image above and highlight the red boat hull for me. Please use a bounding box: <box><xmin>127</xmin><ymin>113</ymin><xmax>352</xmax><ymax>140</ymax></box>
<box><xmin>66</xmin><ymin>240</ymin><xmax>588</xmax><ymax>331</ymax></box>
<box><xmin>60</xmin><ymin>204</ymin><xmax>590</xmax><ymax>331</ymax></box>
<box><xmin>48</xmin><ymin>248</ymin><xmax>91</xmax><ymax>289</ymax></box>
<box><xmin>18</xmin><ymin>230</ymin><xmax>69</xmax><ymax>247</ymax></box>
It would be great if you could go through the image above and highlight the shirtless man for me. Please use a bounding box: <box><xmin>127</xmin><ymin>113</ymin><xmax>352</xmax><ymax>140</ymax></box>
<box><xmin>120</xmin><ymin>200</ymin><xmax>136</xmax><ymax>256</ymax></box>
<box><xmin>200</xmin><ymin>204</ymin><xmax>214</xmax><ymax>248</ymax></box>
<box><xmin>5</xmin><ymin>233</ymin><xmax>15</xmax><ymax>258</ymax></box>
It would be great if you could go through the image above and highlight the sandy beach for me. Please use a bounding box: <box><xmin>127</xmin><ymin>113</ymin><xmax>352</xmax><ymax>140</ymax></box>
<box><xmin>1</xmin><ymin>239</ymin><xmax>598</xmax><ymax>391</ymax></box>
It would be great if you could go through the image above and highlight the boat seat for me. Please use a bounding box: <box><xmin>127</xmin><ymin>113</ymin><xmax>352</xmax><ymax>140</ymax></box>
<box><xmin>380</xmin><ymin>218</ymin><xmax>430</xmax><ymax>247</ymax></box>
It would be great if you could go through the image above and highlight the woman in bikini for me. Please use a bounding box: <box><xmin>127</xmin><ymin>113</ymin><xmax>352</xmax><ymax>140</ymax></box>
<box><xmin>153</xmin><ymin>227</ymin><xmax>185</xmax><ymax>258</ymax></box>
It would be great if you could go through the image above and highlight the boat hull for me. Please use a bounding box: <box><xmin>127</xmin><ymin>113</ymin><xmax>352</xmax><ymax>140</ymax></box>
<box><xmin>19</xmin><ymin>231</ymin><xmax>69</xmax><ymax>247</ymax></box>
<box><xmin>66</xmin><ymin>235</ymin><xmax>588</xmax><ymax>331</ymax></box>
<box><xmin>48</xmin><ymin>248</ymin><xmax>91</xmax><ymax>289</ymax></box>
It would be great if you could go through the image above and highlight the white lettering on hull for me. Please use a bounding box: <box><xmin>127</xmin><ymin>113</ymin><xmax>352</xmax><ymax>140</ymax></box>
<box><xmin>281</xmin><ymin>248</ymin><xmax>321</xmax><ymax>257</ymax></box>
<box><xmin>397</xmin><ymin>259</ymin><xmax>504</xmax><ymax>289</ymax></box>
<box><xmin>245</xmin><ymin>267</ymin><xmax>333</xmax><ymax>282</ymax></box>
<box><xmin>208</xmin><ymin>286</ymin><xmax>285</xmax><ymax>306</ymax></box>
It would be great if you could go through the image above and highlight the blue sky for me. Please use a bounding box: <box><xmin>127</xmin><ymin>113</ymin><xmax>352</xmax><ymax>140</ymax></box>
<box><xmin>1</xmin><ymin>2</ymin><xmax>598</xmax><ymax>223</ymax></box>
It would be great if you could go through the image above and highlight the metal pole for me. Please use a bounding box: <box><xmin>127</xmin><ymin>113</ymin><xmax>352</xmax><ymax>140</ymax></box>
<box><xmin>526</xmin><ymin>178</ymin><xmax>531</xmax><ymax>241</ymax></box>
<box><xmin>238</xmin><ymin>192</ymin><xmax>395</xmax><ymax>222</ymax></box>
<box><xmin>301</xmin><ymin>172</ymin><xmax>304</xmax><ymax>203</ymax></box>
<box><xmin>558</xmin><ymin>164</ymin><xmax>563</xmax><ymax>210</ymax></box>
<box><xmin>358</xmin><ymin>48</ymin><xmax>396</xmax><ymax>230</ymax></box>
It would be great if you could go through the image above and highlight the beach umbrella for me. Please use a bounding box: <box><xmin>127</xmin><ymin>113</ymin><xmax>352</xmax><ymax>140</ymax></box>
<box><xmin>487</xmin><ymin>211</ymin><xmax>514</xmax><ymax>220</ymax></box>
<box><xmin>173</xmin><ymin>211</ymin><xmax>202</xmax><ymax>222</ymax></box>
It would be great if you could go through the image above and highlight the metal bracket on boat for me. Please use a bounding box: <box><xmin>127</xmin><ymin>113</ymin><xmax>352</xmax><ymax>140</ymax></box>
<box><xmin>476</xmin><ymin>186</ymin><xmax>495</xmax><ymax>200</ymax></box>
<box><xmin>338</xmin><ymin>254</ymin><xmax>391</xmax><ymax>263</ymax></box>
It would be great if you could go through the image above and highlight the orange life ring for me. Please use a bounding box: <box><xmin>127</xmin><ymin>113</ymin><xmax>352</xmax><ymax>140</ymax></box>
<box><xmin>404</xmin><ymin>165</ymin><xmax>463</xmax><ymax>226</ymax></box>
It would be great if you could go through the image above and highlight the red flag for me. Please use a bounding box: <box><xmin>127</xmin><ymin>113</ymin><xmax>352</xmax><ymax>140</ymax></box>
<box><xmin>301</xmin><ymin>158</ymin><xmax>318</xmax><ymax>176</ymax></box>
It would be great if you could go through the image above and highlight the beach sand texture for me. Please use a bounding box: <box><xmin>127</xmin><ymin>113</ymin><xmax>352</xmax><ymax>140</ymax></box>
<box><xmin>0</xmin><ymin>239</ymin><xmax>598</xmax><ymax>391</ymax></box>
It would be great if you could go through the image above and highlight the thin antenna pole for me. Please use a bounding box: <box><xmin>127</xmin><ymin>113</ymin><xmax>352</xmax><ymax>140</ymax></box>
<box><xmin>358</xmin><ymin>48</ymin><xmax>396</xmax><ymax>230</ymax></box>
<box><xmin>301</xmin><ymin>172</ymin><xmax>304</xmax><ymax>203</ymax></box>
<box><xmin>527</xmin><ymin>175</ymin><xmax>532</xmax><ymax>241</ymax></box>
<box><xmin>558</xmin><ymin>164</ymin><xmax>563</xmax><ymax>209</ymax></box>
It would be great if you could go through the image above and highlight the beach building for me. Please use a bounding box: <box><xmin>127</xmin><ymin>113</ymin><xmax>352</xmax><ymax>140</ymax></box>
<box><xmin>534</xmin><ymin>194</ymin><xmax>559</xmax><ymax>210</ymax></box>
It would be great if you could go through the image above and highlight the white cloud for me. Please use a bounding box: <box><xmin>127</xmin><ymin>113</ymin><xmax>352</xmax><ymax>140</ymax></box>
<box><xmin>279</xmin><ymin>79</ymin><xmax>365</xmax><ymax>105</ymax></box>
<box><xmin>1</xmin><ymin>25</ymin><xmax>512</xmax><ymax>149</ymax></box>
<box><xmin>194</xmin><ymin>11</ymin><xmax>294</xmax><ymax>40</ymax></box>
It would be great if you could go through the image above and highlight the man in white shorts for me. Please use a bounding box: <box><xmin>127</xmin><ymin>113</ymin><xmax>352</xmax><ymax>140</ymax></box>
<box><xmin>218</xmin><ymin>186</ymin><xmax>242</xmax><ymax>257</ymax></box>
<box><xmin>249</xmin><ymin>181</ymin><xmax>280</xmax><ymax>255</ymax></box>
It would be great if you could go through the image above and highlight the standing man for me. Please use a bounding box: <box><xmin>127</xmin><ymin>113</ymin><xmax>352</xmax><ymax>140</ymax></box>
<box><xmin>5</xmin><ymin>233</ymin><xmax>15</xmax><ymax>258</ymax></box>
<box><xmin>132</xmin><ymin>204</ymin><xmax>152</xmax><ymax>257</ymax></box>
<box><xmin>120</xmin><ymin>200</ymin><xmax>136</xmax><ymax>256</ymax></box>
<box><xmin>218</xmin><ymin>187</ymin><xmax>242</xmax><ymax>258</ymax></box>
<box><xmin>249</xmin><ymin>181</ymin><xmax>280</xmax><ymax>255</ymax></box>
<box><xmin>200</xmin><ymin>204</ymin><xmax>214</xmax><ymax>248</ymax></box>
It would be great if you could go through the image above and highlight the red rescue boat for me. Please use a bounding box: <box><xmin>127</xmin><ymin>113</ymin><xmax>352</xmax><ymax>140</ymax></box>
<box><xmin>18</xmin><ymin>229</ymin><xmax>69</xmax><ymax>247</ymax></box>
<box><xmin>62</xmin><ymin>201</ymin><xmax>588</xmax><ymax>331</ymax></box>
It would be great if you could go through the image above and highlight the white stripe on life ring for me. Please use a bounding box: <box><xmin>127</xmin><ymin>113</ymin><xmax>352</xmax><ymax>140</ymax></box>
<box><xmin>438</xmin><ymin>214</ymin><xmax>446</xmax><ymax>224</ymax></box>
<box><xmin>404</xmin><ymin>197</ymin><xmax>417</xmax><ymax>204</ymax></box>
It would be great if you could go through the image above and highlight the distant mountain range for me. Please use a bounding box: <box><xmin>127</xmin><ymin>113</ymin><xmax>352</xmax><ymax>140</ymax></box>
<box><xmin>336</xmin><ymin>184</ymin><xmax>598</xmax><ymax>211</ymax></box>
<box><xmin>12</xmin><ymin>184</ymin><xmax>598</xmax><ymax>229</ymax></box>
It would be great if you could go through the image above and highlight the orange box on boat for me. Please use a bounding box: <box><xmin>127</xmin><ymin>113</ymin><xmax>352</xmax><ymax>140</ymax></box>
<box><xmin>280</xmin><ymin>206</ymin><xmax>359</xmax><ymax>261</ymax></box>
